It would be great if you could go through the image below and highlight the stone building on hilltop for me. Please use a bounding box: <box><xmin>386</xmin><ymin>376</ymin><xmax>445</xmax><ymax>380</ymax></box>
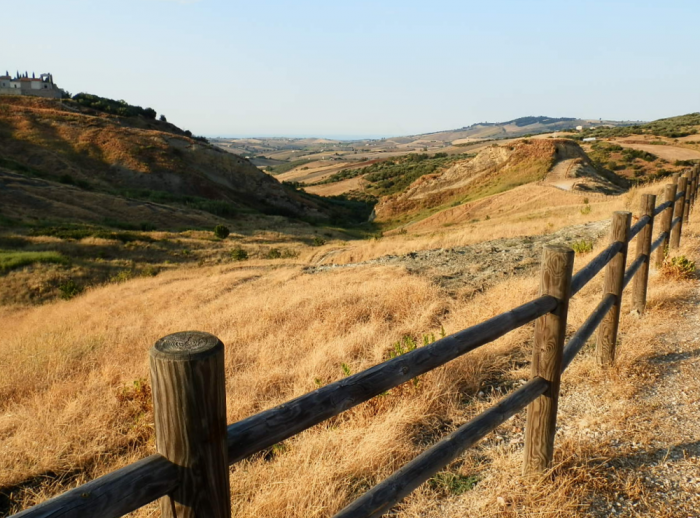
<box><xmin>0</xmin><ymin>71</ymin><xmax>65</xmax><ymax>99</ymax></box>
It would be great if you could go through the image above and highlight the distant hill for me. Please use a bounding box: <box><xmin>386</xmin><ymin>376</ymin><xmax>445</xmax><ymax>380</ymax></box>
<box><xmin>400</xmin><ymin>116</ymin><xmax>636</xmax><ymax>144</ymax></box>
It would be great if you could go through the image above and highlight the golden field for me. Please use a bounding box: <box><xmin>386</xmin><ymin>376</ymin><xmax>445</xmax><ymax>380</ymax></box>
<box><xmin>1</xmin><ymin>177</ymin><xmax>699</xmax><ymax>517</ymax></box>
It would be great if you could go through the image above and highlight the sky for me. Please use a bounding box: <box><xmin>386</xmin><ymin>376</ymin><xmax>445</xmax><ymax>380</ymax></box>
<box><xmin>3</xmin><ymin>0</ymin><xmax>699</xmax><ymax>138</ymax></box>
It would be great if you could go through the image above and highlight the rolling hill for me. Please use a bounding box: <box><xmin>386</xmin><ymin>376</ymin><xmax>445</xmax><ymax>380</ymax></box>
<box><xmin>0</xmin><ymin>96</ymin><xmax>327</xmax><ymax>226</ymax></box>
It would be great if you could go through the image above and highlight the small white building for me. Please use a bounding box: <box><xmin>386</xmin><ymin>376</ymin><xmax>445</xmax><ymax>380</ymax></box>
<box><xmin>0</xmin><ymin>71</ymin><xmax>65</xmax><ymax>99</ymax></box>
<box><xmin>576</xmin><ymin>125</ymin><xmax>584</xmax><ymax>131</ymax></box>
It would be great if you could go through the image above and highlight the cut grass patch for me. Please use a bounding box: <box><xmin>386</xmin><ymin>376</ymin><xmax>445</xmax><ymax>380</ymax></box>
<box><xmin>0</xmin><ymin>250</ymin><xmax>69</xmax><ymax>272</ymax></box>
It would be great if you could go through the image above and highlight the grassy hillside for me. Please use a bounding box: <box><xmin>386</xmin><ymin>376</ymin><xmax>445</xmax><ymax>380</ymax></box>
<box><xmin>2</xmin><ymin>177</ymin><xmax>698</xmax><ymax>517</ymax></box>
<box><xmin>370</xmin><ymin>139</ymin><xmax>625</xmax><ymax>226</ymax></box>
<box><xmin>0</xmin><ymin>96</ymin><xmax>325</xmax><ymax>220</ymax></box>
<box><xmin>570</xmin><ymin>113</ymin><xmax>700</xmax><ymax>140</ymax></box>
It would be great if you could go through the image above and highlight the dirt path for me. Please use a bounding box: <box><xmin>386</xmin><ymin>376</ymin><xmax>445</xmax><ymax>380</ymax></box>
<box><xmin>546</xmin><ymin>158</ymin><xmax>579</xmax><ymax>191</ymax></box>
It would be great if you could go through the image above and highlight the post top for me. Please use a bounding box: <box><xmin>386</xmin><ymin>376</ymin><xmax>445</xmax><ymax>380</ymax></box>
<box><xmin>151</xmin><ymin>331</ymin><xmax>223</xmax><ymax>361</ymax></box>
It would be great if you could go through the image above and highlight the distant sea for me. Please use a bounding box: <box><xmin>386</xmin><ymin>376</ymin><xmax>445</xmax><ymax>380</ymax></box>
<box><xmin>207</xmin><ymin>134</ymin><xmax>393</xmax><ymax>141</ymax></box>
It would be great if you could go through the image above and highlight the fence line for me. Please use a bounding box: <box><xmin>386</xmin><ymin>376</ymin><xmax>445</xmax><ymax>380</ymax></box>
<box><xmin>11</xmin><ymin>164</ymin><xmax>700</xmax><ymax>518</ymax></box>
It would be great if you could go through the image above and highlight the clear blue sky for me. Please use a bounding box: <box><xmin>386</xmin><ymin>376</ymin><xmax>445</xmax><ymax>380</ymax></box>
<box><xmin>3</xmin><ymin>0</ymin><xmax>698</xmax><ymax>138</ymax></box>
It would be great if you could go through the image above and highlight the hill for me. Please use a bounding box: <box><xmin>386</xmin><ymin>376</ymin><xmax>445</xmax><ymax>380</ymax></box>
<box><xmin>0</xmin><ymin>96</ymin><xmax>326</xmax><ymax>224</ymax></box>
<box><xmin>398</xmin><ymin>116</ymin><xmax>632</xmax><ymax>144</ymax></box>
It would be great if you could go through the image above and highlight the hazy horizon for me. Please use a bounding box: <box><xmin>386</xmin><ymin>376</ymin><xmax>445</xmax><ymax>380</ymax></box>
<box><xmin>5</xmin><ymin>0</ymin><xmax>699</xmax><ymax>136</ymax></box>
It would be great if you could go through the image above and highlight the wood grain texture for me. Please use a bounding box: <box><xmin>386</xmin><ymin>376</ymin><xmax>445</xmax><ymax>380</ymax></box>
<box><xmin>9</xmin><ymin>455</ymin><xmax>178</xmax><ymax>518</ymax></box>
<box><xmin>596</xmin><ymin>212</ymin><xmax>631</xmax><ymax>366</ymax></box>
<box><xmin>226</xmin><ymin>296</ymin><xmax>556</xmax><ymax>464</ymax></box>
<box><xmin>690</xmin><ymin>170</ymin><xmax>697</xmax><ymax>211</ymax></box>
<box><xmin>150</xmin><ymin>332</ymin><xmax>230</xmax><ymax>518</ymax></box>
<box><xmin>632</xmin><ymin>194</ymin><xmax>656</xmax><ymax>315</ymax></box>
<box><xmin>670</xmin><ymin>176</ymin><xmax>687</xmax><ymax>249</ymax></box>
<box><xmin>523</xmin><ymin>246</ymin><xmax>574</xmax><ymax>474</ymax></box>
<box><xmin>655</xmin><ymin>184</ymin><xmax>677</xmax><ymax>268</ymax></box>
<box><xmin>684</xmin><ymin>174</ymin><xmax>692</xmax><ymax>223</ymax></box>
<box><xmin>332</xmin><ymin>377</ymin><xmax>549</xmax><ymax>518</ymax></box>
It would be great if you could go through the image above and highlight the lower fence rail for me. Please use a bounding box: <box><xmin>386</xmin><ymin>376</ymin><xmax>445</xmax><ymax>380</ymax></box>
<box><xmin>11</xmin><ymin>455</ymin><xmax>179</xmax><ymax>518</ymax></box>
<box><xmin>332</xmin><ymin>378</ymin><xmax>549</xmax><ymax>518</ymax></box>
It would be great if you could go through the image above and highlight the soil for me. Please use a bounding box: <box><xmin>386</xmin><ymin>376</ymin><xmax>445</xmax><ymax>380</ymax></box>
<box><xmin>307</xmin><ymin>221</ymin><xmax>610</xmax><ymax>293</ymax></box>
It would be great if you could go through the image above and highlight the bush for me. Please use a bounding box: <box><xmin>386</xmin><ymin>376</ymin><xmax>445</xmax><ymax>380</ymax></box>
<box><xmin>580</xmin><ymin>205</ymin><xmax>592</xmax><ymax>215</ymax></box>
<box><xmin>267</xmin><ymin>248</ymin><xmax>282</xmax><ymax>259</ymax></box>
<box><xmin>230</xmin><ymin>247</ymin><xmax>248</xmax><ymax>261</ymax></box>
<box><xmin>662</xmin><ymin>255</ymin><xmax>696</xmax><ymax>279</ymax></box>
<box><xmin>58</xmin><ymin>280</ymin><xmax>83</xmax><ymax>300</ymax></box>
<box><xmin>72</xmin><ymin>93</ymin><xmax>156</xmax><ymax>119</ymax></box>
<box><xmin>571</xmin><ymin>240</ymin><xmax>593</xmax><ymax>254</ymax></box>
<box><xmin>428</xmin><ymin>472</ymin><xmax>479</xmax><ymax>495</ymax></box>
<box><xmin>214</xmin><ymin>225</ymin><xmax>230</xmax><ymax>239</ymax></box>
<box><xmin>312</xmin><ymin>236</ymin><xmax>326</xmax><ymax>247</ymax></box>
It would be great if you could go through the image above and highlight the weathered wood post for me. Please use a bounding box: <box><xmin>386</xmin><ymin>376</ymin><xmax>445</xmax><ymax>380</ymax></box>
<box><xmin>150</xmin><ymin>332</ymin><xmax>231</xmax><ymax>518</ymax></box>
<box><xmin>670</xmin><ymin>176</ymin><xmax>687</xmax><ymax>249</ymax></box>
<box><xmin>689</xmin><ymin>169</ymin><xmax>697</xmax><ymax>213</ymax></box>
<box><xmin>596</xmin><ymin>211</ymin><xmax>631</xmax><ymax>366</ymax></box>
<box><xmin>523</xmin><ymin>245</ymin><xmax>574</xmax><ymax>474</ymax></box>
<box><xmin>632</xmin><ymin>195</ymin><xmax>656</xmax><ymax>316</ymax></box>
<box><xmin>686</xmin><ymin>170</ymin><xmax>696</xmax><ymax>217</ymax></box>
<box><xmin>655</xmin><ymin>184</ymin><xmax>677</xmax><ymax>268</ymax></box>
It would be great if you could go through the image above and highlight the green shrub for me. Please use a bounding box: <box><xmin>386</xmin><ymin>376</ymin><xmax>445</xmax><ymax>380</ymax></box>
<box><xmin>267</xmin><ymin>248</ymin><xmax>282</xmax><ymax>259</ymax></box>
<box><xmin>312</xmin><ymin>236</ymin><xmax>326</xmax><ymax>247</ymax></box>
<box><xmin>72</xmin><ymin>93</ymin><xmax>157</xmax><ymax>119</ymax></box>
<box><xmin>580</xmin><ymin>205</ymin><xmax>592</xmax><ymax>215</ymax></box>
<box><xmin>230</xmin><ymin>247</ymin><xmax>248</xmax><ymax>261</ymax></box>
<box><xmin>214</xmin><ymin>225</ymin><xmax>230</xmax><ymax>239</ymax></box>
<box><xmin>58</xmin><ymin>280</ymin><xmax>83</xmax><ymax>300</ymax></box>
<box><xmin>428</xmin><ymin>472</ymin><xmax>479</xmax><ymax>495</ymax></box>
<box><xmin>571</xmin><ymin>240</ymin><xmax>593</xmax><ymax>254</ymax></box>
<box><xmin>662</xmin><ymin>255</ymin><xmax>696</xmax><ymax>279</ymax></box>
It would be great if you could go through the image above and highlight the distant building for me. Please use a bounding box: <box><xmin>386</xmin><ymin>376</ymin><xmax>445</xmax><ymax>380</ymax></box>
<box><xmin>0</xmin><ymin>71</ymin><xmax>65</xmax><ymax>99</ymax></box>
<box><xmin>582</xmin><ymin>137</ymin><xmax>596</xmax><ymax>142</ymax></box>
<box><xmin>576</xmin><ymin>125</ymin><xmax>584</xmax><ymax>131</ymax></box>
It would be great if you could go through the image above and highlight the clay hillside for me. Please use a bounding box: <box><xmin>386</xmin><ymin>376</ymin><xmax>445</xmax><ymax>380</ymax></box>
<box><xmin>0</xmin><ymin>95</ymin><xmax>331</xmax><ymax>227</ymax></box>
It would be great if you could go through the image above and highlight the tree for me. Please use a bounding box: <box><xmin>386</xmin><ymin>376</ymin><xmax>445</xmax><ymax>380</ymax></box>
<box><xmin>214</xmin><ymin>225</ymin><xmax>230</xmax><ymax>239</ymax></box>
<box><xmin>159</xmin><ymin>114</ymin><xmax>167</xmax><ymax>122</ymax></box>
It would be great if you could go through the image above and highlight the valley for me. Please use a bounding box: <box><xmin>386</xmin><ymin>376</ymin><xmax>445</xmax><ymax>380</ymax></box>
<box><xmin>2</xmin><ymin>94</ymin><xmax>700</xmax><ymax>517</ymax></box>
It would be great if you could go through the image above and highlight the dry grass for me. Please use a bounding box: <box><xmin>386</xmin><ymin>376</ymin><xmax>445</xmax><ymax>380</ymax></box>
<box><xmin>315</xmin><ymin>181</ymin><xmax>664</xmax><ymax>266</ymax></box>
<box><xmin>1</xmin><ymin>178</ymin><xmax>698</xmax><ymax>517</ymax></box>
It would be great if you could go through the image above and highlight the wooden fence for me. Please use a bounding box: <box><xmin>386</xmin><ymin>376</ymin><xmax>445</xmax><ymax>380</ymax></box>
<box><xmin>10</xmin><ymin>164</ymin><xmax>700</xmax><ymax>518</ymax></box>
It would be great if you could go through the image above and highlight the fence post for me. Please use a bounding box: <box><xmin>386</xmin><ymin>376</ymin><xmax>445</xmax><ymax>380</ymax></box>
<box><xmin>655</xmin><ymin>183</ymin><xmax>677</xmax><ymax>268</ymax></box>
<box><xmin>523</xmin><ymin>245</ymin><xmax>574</xmax><ymax>474</ymax></box>
<box><xmin>150</xmin><ymin>332</ymin><xmax>231</xmax><ymax>518</ymax></box>
<box><xmin>596</xmin><ymin>211</ymin><xmax>631</xmax><ymax>366</ymax></box>
<box><xmin>670</xmin><ymin>176</ymin><xmax>687</xmax><ymax>249</ymax></box>
<box><xmin>632</xmin><ymin>195</ymin><xmax>656</xmax><ymax>316</ymax></box>
<box><xmin>684</xmin><ymin>173</ymin><xmax>692</xmax><ymax>223</ymax></box>
<box><xmin>689</xmin><ymin>169</ymin><xmax>697</xmax><ymax>213</ymax></box>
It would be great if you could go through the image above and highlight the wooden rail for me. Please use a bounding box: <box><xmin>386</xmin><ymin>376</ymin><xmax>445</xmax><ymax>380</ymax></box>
<box><xmin>10</xmin><ymin>165</ymin><xmax>700</xmax><ymax>518</ymax></box>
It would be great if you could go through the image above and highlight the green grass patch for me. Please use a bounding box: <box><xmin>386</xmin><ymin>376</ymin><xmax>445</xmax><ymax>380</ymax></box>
<box><xmin>0</xmin><ymin>250</ymin><xmax>69</xmax><ymax>272</ymax></box>
<box><xmin>29</xmin><ymin>225</ymin><xmax>154</xmax><ymax>243</ymax></box>
<box><xmin>428</xmin><ymin>472</ymin><xmax>479</xmax><ymax>495</ymax></box>
<box><xmin>265</xmin><ymin>159</ymin><xmax>314</xmax><ymax>175</ymax></box>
